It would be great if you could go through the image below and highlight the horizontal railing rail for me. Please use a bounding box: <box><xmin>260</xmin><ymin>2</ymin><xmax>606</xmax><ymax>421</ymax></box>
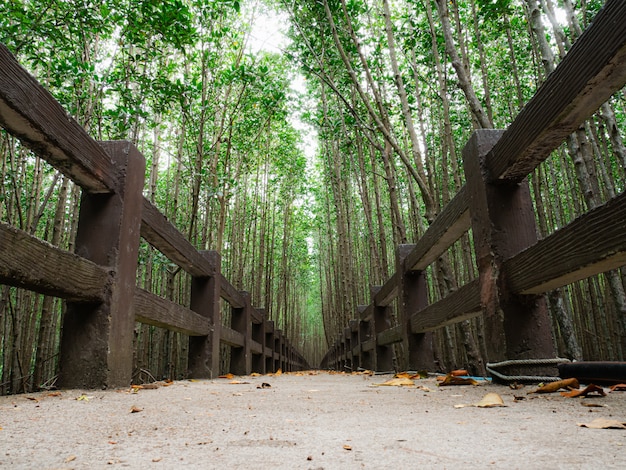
<box><xmin>0</xmin><ymin>43</ymin><xmax>308</xmax><ymax>390</ymax></box>
<box><xmin>321</xmin><ymin>0</ymin><xmax>626</xmax><ymax>373</ymax></box>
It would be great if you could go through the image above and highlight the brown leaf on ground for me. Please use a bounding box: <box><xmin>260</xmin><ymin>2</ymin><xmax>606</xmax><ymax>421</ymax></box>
<box><xmin>438</xmin><ymin>374</ymin><xmax>478</xmax><ymax>386</ymax></box>
<box><xmin>609</xmin><ymin>383</ymin><xmax>626</xmax><ymax>392</ymax></box>
<box><xmin>219</xmin><ymin>373</ymin><xmax>235</xmax><ymax>379</ymax></box>
<box><xmin>65</xmin><ymin>455</ymin><xmax>77</xmax><ymax>463</ymax></box>
<box><xmin>250</xmin><ymin>373</ymin><xmax>261</xmax><ymax>377</ymax></box>
<box><xmin>373</xmin><ymin>377</ymin><xmax>414</xmax><ymax>387</ymax></box>
<box><xmin>394</xmin><ymin>372</ymin><xmax>411</xmax><ymax>379</ymax></box>
<box><xmin>454</xmin><ymin>393</ymin><xmax>507</xmax><ymax>408</ymax></box>
<box><xmin>47</xmin><ymin>391</ymin><xmax>62</xmax><ymax>397</ymax></box>
<box><xmin>577</xmin><ymin>418</ymin><xmax>626</xmax><ymax>429</ymax></box>
<box><xmin>581</xmin><ymin>402</ymin><xmax>606</xmax><ymax>408</ymax></box>
<box><xmin>130</xmin><ymin>406</ymin><xmax>143</xmax><ymax>413</ymax></box>
<box><xmin>450</xmin><ymin>369</ymin><xmax>469</xmax><ymax>376</ymax></box>
<box><xmin>528</xmin><ymin>378</ymin><xmax>579</xmax><ymax>394</ymax></box>
<box><xmin>229</xmin><ymin>380</ymin><xmax>250</xmax><ymax>385</ymax></box>
<box><xmin>343</xmin><ymin>444</ymin><xmax>352</xmax><ymax>451</ymax></box>
<box><xmin>560</xmin><ymin>384</ymin><xmax>606</xmax><ymax>398</ymax></box>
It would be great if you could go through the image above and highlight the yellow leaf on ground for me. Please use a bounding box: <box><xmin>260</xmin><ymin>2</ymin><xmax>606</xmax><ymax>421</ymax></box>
<box><xmin>373</xmin><ymin>377</ymin><xmax>414</xmax><ymax>387</ymax></box>
<box><xmin>229</xmin><ymin>380</ymin><xmax>250</xmax><ymax>384</ymax></box>
<box><xmin>578</xmin><ymin>418</ymin><xmax>626</xmax><ymax>429</ymax></box>
<box><xmin>219</xmin><ymin>373</ymin><xmax>235</xmax><ymax>379</ymax></box>
<box><xmin>454</xmin><ymin>393</ymin><xmax>507</xmax><ymax>408</ymax></box>
<box><xmin>250</xmin><ymin>372</ymin><xmax>261</xmax><ymax>377</ymax></box>
<box><xmin>529</xmin><ymin>378</ymin><xmax>579</xmax><ymax>394</ymax></box>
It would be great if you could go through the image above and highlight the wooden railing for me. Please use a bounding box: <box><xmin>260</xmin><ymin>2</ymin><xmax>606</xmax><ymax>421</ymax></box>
<box><xmin>0</xmin><ymin>44</ymin><xmax>308</xmax><ymax>390</ymax></box>
<box><xmin>321</xmin><ymin>0</ymin><xmax>626</xmax><ymax>372</ymax></box>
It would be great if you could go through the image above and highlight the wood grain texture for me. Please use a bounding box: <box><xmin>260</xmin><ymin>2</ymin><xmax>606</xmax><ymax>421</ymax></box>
<box><xmin>359</xmin><ymin>305</ymin><xmax>372</xmax><ymax>321</ymax></box>
<box><xmin>250</xmin><ymin>339</ymin><xmax>263</xmax><ymax>355</ymax></box>
<box><xmin>377</xmin><ymin>324</ymin><xmax>403</xmax><ymax>346</ymax></box>
<box><xmin>140</xmin><ymin>198</ymin><xmax>217</xmax><ymax>277</ymax></box>
<box><xmin>134</xmin><ymin>288</ymin><xmax>210</xmax><ymax>336</ymax></box>
<box><xmin>0</xmin><ymin>221</ymin><xmax>109</xmax><ymax>302</ymax></box>
<box><xmin>374</xmin><ymin>273</ymin><xmax>398</xmax><ymax>306</ymax></box>
<box><xmin>410</xmin><ymin>279</ymin><xmax>481</xmax><ymax>333</ymax></box>
<box><xmin>488</xmin><ymin>0</ymin><xmax>626</xmax><ymax>181</ymax></box>
<box><xmin>220</xmin><ymin>326</ymin><xmax>245</xmax><ymax>348</ymax></box>
<box><xmin>361</xmin><ymin>338</ymin><xmax>376</xmax><ymax>353</ymax></box>
<box><xmin>404</xmin><ymin>186</ymin><xmax>470</xmax><ymax>271</ymax></box>
<box><xmin>219</xmin><ymin>274</ymin><xmax>246</xmax><ymax>308</ymax></box>
<box><xmin>504</xmin><ymin>192</ymin><xmax>626</xmax><ymax>294</ymax></box>
<box><xmin>0</xmin><ymin>44</ymin><xmax>116</xmax><ymax>192</ymax></box>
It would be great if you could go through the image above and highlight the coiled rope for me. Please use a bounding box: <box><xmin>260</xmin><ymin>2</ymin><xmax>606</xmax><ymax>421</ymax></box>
<box><xmin>486</xmin><ymin>358</ymin><xmax>571</xmax><ymax>383</ymax></box>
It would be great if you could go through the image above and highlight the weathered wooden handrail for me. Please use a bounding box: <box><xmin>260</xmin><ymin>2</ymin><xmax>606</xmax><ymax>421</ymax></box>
<box><xmin>0</xmin><ymin>43</ymin><xmax>308</xmax><ymax>390</ymax></box>
<box><xmin>321</xmin><ymin>0</ymin><xmax>626</xmax><ymax>372</ymax></box>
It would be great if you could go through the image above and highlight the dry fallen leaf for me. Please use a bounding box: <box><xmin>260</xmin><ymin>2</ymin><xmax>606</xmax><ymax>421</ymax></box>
<box><xmin>219</xmin><ymin>373</ymin><xmax>235</xmax><ymax>379</ymax></box>
<box><xmin>373</xmin><ymin>377</ymin><xmax>414</xmax><ymax>387</ymax></box>
<box><xmin>438</xmin><ymin>374</ymin><xmax>478</xmax><ymax>386</ymax></box>
<box><xmin>75</xmin><ymin>394</ymin><xmax>92</xmax><ymax>401</ymax></box>
<box><xmin>450</xmin><ymin>369</ymin><xmax>469</xmax><ymax>376</ymax></box>
<box><xmin>47</xmin><ymin>391</ymin><xmax>62</xmax><ymax>397</ymax></box>
<box><xmin>454</xmin><ymin>393</ymin><xmax>507</xmax><ymax>408</ymax></box>
<box><xmin>560</xmin><ymin>384</ymin><xmax>606</xmax><ymax>398</ymax></box>
<box><xmin>343</xmin><ymin>445</ymin><xmax>352</xmax><ymax>451</ymax></box>
<box><xmin>130</xmin><ymin>406</ymin><xmax>143</xmax><ymax>413</ymax></box>
<box><xmin>577</xmin><ymin>418</ymin><xmax>626</xmax><ymax>429</ymax></box>
<box><xmin>529</xmin><ymin>378</ymin><xmax>579</xmax><ymax>394</ymax></box>
<box><xmin>581</xmin><ymin>402</ymin><xmax>606</xmax><ymax>408</ymax></box>
<box><xmin>610</xmin><ymin>384</ymin><xmax>626</xmax><ymax>392</ymax></box>
<box><xmin>65</xmin><ymin>455</ymin><xmax>77</xmax><ymax>463</ymax></box>
<box><xmin>250</xmin><ymin>373</ymin><xmax>261</xmax><ymax>377</ymax></box>
<box><xmin>229</xmin><ymin>380</ymin><xmax>250</xmax><ymax>385</ymax></box>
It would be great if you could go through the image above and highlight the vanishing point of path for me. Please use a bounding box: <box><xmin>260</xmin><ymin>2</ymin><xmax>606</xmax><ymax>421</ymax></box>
<box><xmin>1</xmin><ymin>371</ymin><xmax>625</xmax><ymax>469</ymax></box>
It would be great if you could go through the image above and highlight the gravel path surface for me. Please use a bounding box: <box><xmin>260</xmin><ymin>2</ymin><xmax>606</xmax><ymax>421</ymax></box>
<box><xmin>1</xmin><ymin>371</ymin><xmax>625</xmax><ymax>469</ymax></box>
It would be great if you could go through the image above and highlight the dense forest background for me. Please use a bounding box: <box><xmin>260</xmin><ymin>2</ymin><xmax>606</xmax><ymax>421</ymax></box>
<box><xmin>1</xmin><ymin>0</ymin><xmax>625</xmax><ymax>395</ymax></box>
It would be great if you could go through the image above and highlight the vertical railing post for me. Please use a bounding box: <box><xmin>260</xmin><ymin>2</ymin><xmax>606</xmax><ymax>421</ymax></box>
<box><xmin>265</xmin><ymin>320</ymin><xmax>275</xmax><ymax>372</ymax></box>
<box><xmin>463</xmin><ymin>129</ymin><xmax>555</xmax><ymax>363</ymax></box>
<box><xmin>59</xmin><ymin>141</ymin><xmax>144</xmax><ymax>389</ymax></box>
<box><xmin>274</xmin><ymin>329</ymin><xmax>283</xmax><ymax>371</ymax></box>
<box><xmin>188</xmin><ymin>251</ymin><xmax>221</xmax><ymax>378</ymax></box>
<box><xmin>344</xmin><ymin>327</ymin><xmax>352</xmax><ymax>371</ymax></box>
<box><xmin>358</xmin><ymin>306</ymin><xmax>373</xmax><ymax>371</ymax></box>
<box><xmin>371</xmin><ymin>286</ymin><xmax>394</xmax><ymax>372</ymax></box>
<box><xmin>397</xmin><ymin>244</ymin><xmax>436</xmax><ymax>371</ymax></box>
<box><xmin>349</xmin><ymin>320</ymin><xmax>359</xmax><ymax>371</ymax></box>
<box><xmin>252</xmin><ymin>308</ymin><xmax>266</xmax><ymax>374</ymax></box>
<box><xmin>231</xmin><ymin>291</ymin><xmax>252</xmax><ymax>375</ymax></box>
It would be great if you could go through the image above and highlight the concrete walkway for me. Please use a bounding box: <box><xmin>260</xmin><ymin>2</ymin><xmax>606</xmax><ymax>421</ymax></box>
<box><xmin>1</xmin><ymin>371</ymin><xmax>625</xmax><ymax>469</ymax></box>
